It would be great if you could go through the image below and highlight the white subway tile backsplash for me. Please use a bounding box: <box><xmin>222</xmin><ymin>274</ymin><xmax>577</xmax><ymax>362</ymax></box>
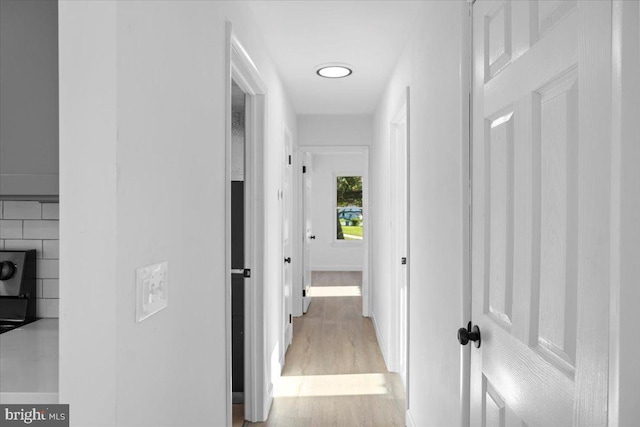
<box><xmin>41</xmin><ymin>203</ymin><xmax>59</xmax><ymax>220</ymax></box>
<box><xmin>3</xmin><ymin>201</ymin><xmax>42</xmax><ymax>219</ymax></box>
<box><xmin>23</xmin><ymin>220</ymin><xmax>59</xmax><ymax>239</ymax></box>
<box><xmin>42</xmin><ymin>240</ymin><xmax>59</xmax><ymax>259</ymax></box>
<box><xmin>0</xmin><ymin>220</ymin><xmax>22</xmax><ymax>239</ymax></box>
<box><xmin>37</xmin><ymin>299</ymin><xmax>59</xmax><ymax>319</ymax></box>
<box><xmin>36</xmin><ymin>259</ymin><xmax>59</xmax><ymax>279</ymax></box>
<box><xmin>42</xmin><ymin>279</ymin><xmax>59</xmax><ymax>299</ymax></box>
<box><xmin>3</xmin><ymin>202</ymin><xmax>59</xmax><ymax>319</ymax></box>
<box><xmin>4</xmin><ymin>239</ymin><xmax>43</xmax><ymax>257</ymax></box>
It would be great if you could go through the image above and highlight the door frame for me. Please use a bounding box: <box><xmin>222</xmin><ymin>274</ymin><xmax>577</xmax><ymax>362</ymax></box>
<box><xmin>609</xmin><ymin>1</ymin><xmax>640</xmax><ymax>425</ymax></box>
<box><xmin>388</xmin><ymin>88</ymin><xmax>410</xmax><ymax>391</ymax></box>
<box><xmin>296</xmin><ymin>145</ymin><xmax>371</xmax><ymax>317</ymax></box>
<box><xmin>225</xmin><ymin>23</ymin><xmax>268</xmax><ymax>425</ymax></box>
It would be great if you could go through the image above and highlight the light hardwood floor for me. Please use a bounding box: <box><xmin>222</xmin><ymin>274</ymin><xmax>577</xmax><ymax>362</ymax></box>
<box><xmin>244</xmin><ymin>271</ymin><xmax>405</xmax><ymax>427</ymax></box>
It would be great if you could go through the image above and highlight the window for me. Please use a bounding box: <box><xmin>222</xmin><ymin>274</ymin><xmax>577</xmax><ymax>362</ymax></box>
<box><xmin>336</xmin><ymin>176</ymin><xmax>363</xmax><ymax>241</ymax></box>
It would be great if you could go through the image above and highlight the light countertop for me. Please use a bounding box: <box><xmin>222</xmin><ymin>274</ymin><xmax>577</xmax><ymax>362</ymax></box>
<box><xmin>0</xmin><ymin>318</ymin><xmax>58</xmax><ymax>404</ymax></box>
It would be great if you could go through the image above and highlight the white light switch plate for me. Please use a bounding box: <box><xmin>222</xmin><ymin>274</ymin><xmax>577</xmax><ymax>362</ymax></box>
<box><xmin>136</xmin><ymin>261</ymin><xmax>168</xmax><ymax>322</ymax></box>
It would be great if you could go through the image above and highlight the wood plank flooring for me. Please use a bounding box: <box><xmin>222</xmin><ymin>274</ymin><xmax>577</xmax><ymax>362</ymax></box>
<box><xmin>245</xmin><ymin>271</ymin><xmax>405</xmax><ymax>427</ymax></box>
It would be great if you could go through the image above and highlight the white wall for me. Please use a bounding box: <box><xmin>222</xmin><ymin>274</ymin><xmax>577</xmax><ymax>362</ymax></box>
<box><xmin>308</xmin><ymin>152</ymin><xmax>364</xmax><ymax>271</ymax></box>
<box><xmin>298</xmin><ymin>114</ymin><xmax>372</xmax><ymax>147</ymax></box>
<box><xmin>371</xmin><ymin>2</ymin><xmax>468</xmax><ymax>426</ymax></box>
<box><xmin>59</xmin><ymin>2</ymin><xmax>117</xmax><ymax>424</ymax></box>
<box><xmin>59</xmin><ymin>1</ymin><xmax>296</xmax><ymax>425</ymax></box>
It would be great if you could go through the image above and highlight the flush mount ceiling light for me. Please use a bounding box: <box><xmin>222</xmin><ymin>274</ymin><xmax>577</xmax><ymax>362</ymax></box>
<box><xmin>316</xmin><ymin>64</ymin><xmax>353</xmax><ymax>79</ymax></box>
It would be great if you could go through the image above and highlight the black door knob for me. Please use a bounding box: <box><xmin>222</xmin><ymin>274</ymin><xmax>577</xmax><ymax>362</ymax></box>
<box><xmin>0</xmin><ymin>261</ymin><xmax>16</xmax><ymax>281</ymax></box>
<box><xmin>284</xmin><ymin>257</ymin><xmax>291</xmax><ymax>264</ymax></box>
<box><xmin>457</xmin><ymin>322</ymin><xmax>481</xmax><ymax>348</ymax></box>
<box><xmin>310</xmin><ymin>235</ymin><xmax>316</xmax><ymax>240</ymax></box>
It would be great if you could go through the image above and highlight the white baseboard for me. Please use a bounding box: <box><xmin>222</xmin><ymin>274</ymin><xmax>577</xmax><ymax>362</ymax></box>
<box><xmin>311</xmin><ymin>265</ymin><xmax>363</xmax><ymax>272</ymax></box>
<box><xmin>285</xmin><ymin>323</ymin><xmax>293</xmax><ymax>348</ymax></box>
<box><xmin>406</xmin><ymin>408</ymin><xmax>417</xmax><ymax>427</ymax></box>
<box><xmin>263</xmin><ymin>382</ymin><xmax>274</xmax><ymax>422</ymax></box>
<box><xmin>371</xmin><ymin>312</ymin><xmax>392</xmax><ymax>371</ymax></box>
<box><xmin>279</xmin><ymin>351</ymin><xmax>286</xmax><ymax>374</ymax></box>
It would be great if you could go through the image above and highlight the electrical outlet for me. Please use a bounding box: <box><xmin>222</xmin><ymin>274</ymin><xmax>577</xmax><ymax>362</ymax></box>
<box><xmin>136</xmin><ymin>261</ymin><xmax>168</xmax><ymax>322</ymax></box>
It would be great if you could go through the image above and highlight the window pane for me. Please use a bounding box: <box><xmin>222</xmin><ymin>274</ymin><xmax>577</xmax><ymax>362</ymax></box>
<box><xmin>336</xmin><ymin>176</ymin><xmax>362</xmax><ymax>207</ymax></box>
<box><xmin>337</xmin><ymin>207</ymin><xmax>363</xmax><ymax>240</ymax></box>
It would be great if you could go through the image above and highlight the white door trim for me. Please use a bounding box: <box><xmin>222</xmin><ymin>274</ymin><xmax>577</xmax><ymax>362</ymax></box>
<box><xmin>225</xmin><ymin>22</ymin><xmax>268</xmax><ymax>425</ymax></box>
<box><xmin>297</xmin><ymin>145</ymin><xmax>371</xmax><ymax>317</ymax></box>
<box><xmin>609</xmin><ymin>1</ymin><xmax>640</xmax><ymax>425</ymax></box>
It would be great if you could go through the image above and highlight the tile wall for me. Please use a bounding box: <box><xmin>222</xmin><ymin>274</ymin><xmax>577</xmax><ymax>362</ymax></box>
<box><xmin>0</xmin><ymin>201</ymin><xmax>59</xmax><ymax>318</ymax></box>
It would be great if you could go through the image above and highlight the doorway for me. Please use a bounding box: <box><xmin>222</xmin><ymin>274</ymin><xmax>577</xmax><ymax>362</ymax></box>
<box><xmin>226</xmin><ymin>25</ymin><xmax>268</xmax><ymax>426</ymax></box>
<box><xmin>298</xmin><ymin>146</ymin><xmax>370</xmax><ymax>317</ymax></box>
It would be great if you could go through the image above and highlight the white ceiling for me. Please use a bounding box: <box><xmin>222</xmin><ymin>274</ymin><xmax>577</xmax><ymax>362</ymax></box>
<box><xmin>247</xmin><ymin>1</ymin><xmax>424</xmax><ymax>115</ymax></box>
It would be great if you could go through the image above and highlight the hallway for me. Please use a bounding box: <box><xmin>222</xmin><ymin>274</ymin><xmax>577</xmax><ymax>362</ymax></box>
<box><xmin>246</xmin><ymin>272</ymin><xmax>405</xmax><ymax>427</ymax></box>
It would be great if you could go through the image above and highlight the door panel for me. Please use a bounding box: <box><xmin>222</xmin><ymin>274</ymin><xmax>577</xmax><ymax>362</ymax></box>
<box><xmin>283</xmin><ymin>127</ymin><xmax>293</xmax><ymax>348</ymax></box>
<box><xmin>486</xmin><ymin>110</ymin><xmax>515</xmax><ymax>330</ymax></box>
<box><xmin>390</xmin><ymin>95</ymin><xmax>409</xmax><ymax>382</ymax></box>
<box><xmin>302</xmin><ymin>152</ymin><xmax>312</xmax><ymax>313</ymax></box>
<box><xmin>536</xmin><ymin>69</ymin><xmax>579</xmax><ymax>372</ymax></box>
<box><xmin>471</xmin><ymin>1</ymin><xmax>610</xmax><ymax>426</ymax></box>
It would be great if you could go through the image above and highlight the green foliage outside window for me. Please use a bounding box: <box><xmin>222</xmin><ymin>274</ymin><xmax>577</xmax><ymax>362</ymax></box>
<box><xmin>336</xmin><ymin>176</ymin><xmax>363</xmax><ymax>207</ymax></box>
<box><xmin>336</xmin><ymin>176</ymin><xmax>363</xmax><ymax>241</ymax></box>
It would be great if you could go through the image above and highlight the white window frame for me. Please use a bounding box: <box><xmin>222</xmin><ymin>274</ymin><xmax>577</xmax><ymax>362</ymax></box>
<box><xmin>332</xmin><ymin>172</ymin><xmax>364</xmax><ymax>247</ymax></box>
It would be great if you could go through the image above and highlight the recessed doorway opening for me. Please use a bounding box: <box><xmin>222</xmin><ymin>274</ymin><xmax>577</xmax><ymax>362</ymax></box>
<box><xmin>298</xmin><ymin>147</ymin><xmax>370</xmax><ymax>317</ymax></box>
<box><xmin>225</xmin><ymin>24</ymin><xmax>269</xmax><ymax>426</ymax></box>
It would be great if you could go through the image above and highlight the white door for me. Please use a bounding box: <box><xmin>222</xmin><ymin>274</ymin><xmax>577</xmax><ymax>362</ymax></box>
<box><xmin>302</xmin><ymin>152</ymin><xmax>313</xmax><ymax>313</ymax></box>
<box><xmin>283</xmin><ymin>126</ymin><xmax>293</xmax><ymax>348</ymax></box>
<box><xmin>389</xmin><ymin>90</ymin><xmax>409</xmax><ymax>386</ymax></box>
<box><xmin>471</xmin><ymin>1</ymin><xmax>611</xmax><ymax>426</ymax></box>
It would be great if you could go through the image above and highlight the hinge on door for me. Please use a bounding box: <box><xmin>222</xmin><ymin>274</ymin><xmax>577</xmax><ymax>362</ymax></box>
<box><xmin>302</xmin><ymin>289</ymin><xmax>306</xmax><ymax>297</ymax></box>
<box><xmin>289</xmin><ymin>314</ymin><xmax>292</xmax><ymax>323</ymax></box>
<box><xmin>288</xmin><ymin>155</ymin><xmax>292</xmax><ymax>165</ymax></box>
<box><xmin>302</xmin><ymin>166</ymin><xmax>307</xmax><ymax>173</ymax></box>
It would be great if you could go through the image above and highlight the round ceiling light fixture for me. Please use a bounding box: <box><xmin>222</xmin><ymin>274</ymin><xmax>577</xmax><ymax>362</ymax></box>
<box><xmin>315</xmin><ymin>64</ymin><xmax>353</xmax><ymax>79</ymax></box>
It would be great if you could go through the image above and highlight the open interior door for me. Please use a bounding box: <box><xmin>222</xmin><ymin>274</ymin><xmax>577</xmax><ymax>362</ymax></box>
<box><xmin>282</xmin><ymin>126</ymin><xmax>293</xmax><ymax>348</ymax></box>
<box><xmin>302</xmin><ymin>152</ymin><xmax>313</xmax><ymax>313</ymax></box>
<box><xmin>390</xmin><ymin>90</ymin><xmax>409</xmax><ymax>385</ymax></box>
<box><xmin>470</xmin><ymin>1</ymin><xmax>611</xmax><ymax>425</ymax></box>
